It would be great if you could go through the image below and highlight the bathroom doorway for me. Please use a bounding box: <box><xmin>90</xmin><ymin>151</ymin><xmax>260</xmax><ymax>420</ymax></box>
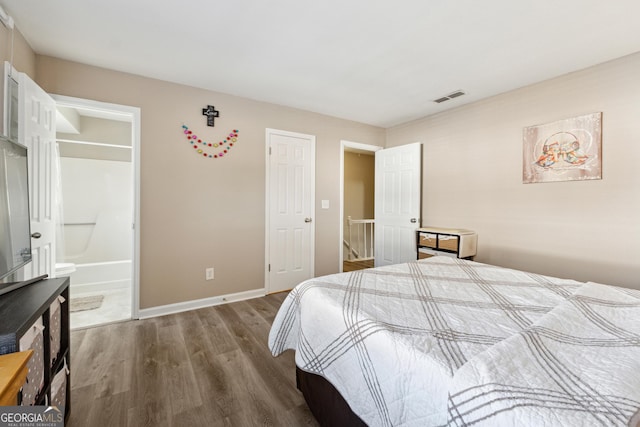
<box><xmin>53</xmin><ymin>95</ymin><xmax>140</xmax><ymax>329</ymax></box>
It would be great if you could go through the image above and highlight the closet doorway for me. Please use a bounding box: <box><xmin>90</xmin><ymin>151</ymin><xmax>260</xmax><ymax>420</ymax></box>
<box><xmin>53</xmin><ymin>95</ymin><xmax>140</xmax><ymax>329</ymax></box>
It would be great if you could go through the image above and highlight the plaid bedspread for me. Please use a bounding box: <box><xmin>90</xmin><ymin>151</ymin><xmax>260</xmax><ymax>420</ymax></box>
<box><xmin>268</xmin><ymin>257</ymin><xmax>583</xmax><ymax>426</ymax></box>
<box><xmin>447</xmin><ymin>281</ymin><xmax>640</xmax><ymax>427</ymax></box>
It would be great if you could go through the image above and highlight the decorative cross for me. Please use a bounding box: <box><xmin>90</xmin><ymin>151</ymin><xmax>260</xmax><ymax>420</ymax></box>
<box><xmin>202</xmin><ymin>105</ymin><xmax>220</xmax><ymax>127</ymax></box>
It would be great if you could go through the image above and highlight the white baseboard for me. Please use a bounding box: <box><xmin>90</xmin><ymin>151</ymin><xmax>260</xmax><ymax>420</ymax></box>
<box><xmin>136</xmin><ymin>288</ymin><xmax>266</xmax><ymax>320</ymax></box>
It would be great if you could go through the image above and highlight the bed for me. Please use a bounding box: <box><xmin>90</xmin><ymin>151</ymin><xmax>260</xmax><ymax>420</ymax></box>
<box><xmin>268</xmin><ymin>256</ymin><xmax>640</xmax><ymax>426</ymax></box>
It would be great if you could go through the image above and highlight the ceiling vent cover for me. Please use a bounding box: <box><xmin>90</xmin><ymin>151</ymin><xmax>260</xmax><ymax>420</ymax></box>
<box><xmin>433</xmin><ymin>90</ymin><xmax>466</xmax><ymax>103</ymax></box>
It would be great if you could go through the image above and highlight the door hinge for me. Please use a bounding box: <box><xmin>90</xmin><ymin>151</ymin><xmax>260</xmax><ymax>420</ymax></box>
<box><xmin>268</xmin><ymin>264</ymin><xmax>271</xmax><ymax>272</ymax></box>
<box><xmin>269</xmin><ymin>146</ymin><xmax>272</xmax><ymax>155</ymax></box>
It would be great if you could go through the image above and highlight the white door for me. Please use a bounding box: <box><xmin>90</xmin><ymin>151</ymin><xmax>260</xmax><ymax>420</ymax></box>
<box><xmin>18</xmin><ymin>72</ymin><xmax>57</xmax><ymax>279</ymax></box>
<box><xmin>266</xmin><ymin>129</ymin><xmax>315</xmax><ymax>293</ymax></box>
<box><xmin>374</xmin><ymin>142</ymin><xmax>421</xmax><ymax>267</ymax></box>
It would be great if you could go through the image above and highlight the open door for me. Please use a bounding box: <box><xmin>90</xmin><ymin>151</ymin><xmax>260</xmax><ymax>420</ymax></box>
<box><xmin>18</xmin><ymin>72</ymin><xmax>57</xmax><ymax>279</ymax></box>
<box><xmin>374</xmin><ymin>142</ymin><xmax>421</xmax><ymax>267</ymax></box>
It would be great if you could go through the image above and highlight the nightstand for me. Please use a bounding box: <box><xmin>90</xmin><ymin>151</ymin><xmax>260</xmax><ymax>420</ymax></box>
<box><xmin>416</xmin><ymin>227</ymin><xmax>477</xmax><ymax>260</ymax></box>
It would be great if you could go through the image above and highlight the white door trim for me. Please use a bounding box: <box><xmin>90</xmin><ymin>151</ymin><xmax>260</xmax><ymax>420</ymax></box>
<box><xmin>339</xmin><ymin>140</ymin><xmax>382</xmax><ymax>272</ymax></box>
<box><xmin>3</xmin><ymin>62</ymin><xmax>18</xmax><ymax>139</ymax></box>
<box><xmin>265</xmin><ymin>128</ymin><xmax>316</xmax><ymax>293</ymax></box>
<box><xmin>52</xmin><ymin>94</ymin><xmax>142</xmax><ymax>320</ymax></box>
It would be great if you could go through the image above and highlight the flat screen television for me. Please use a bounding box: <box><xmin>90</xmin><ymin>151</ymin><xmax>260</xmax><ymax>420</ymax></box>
<box><xmin>0</xmin><ymin>135</ymin><xmax>32</xmax><ymax>282</ymax></box>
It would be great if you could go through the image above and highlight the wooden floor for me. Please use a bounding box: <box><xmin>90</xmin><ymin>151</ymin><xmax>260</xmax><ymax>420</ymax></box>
<box><xmin>342</xmin><ymin>259</ymin><xmax>374</xmax><ymax>272</ymax></box>
<box><xmin>67</xmin><ymin>293</ymin><xmax>319</xmax><ymax>427</ymax></box>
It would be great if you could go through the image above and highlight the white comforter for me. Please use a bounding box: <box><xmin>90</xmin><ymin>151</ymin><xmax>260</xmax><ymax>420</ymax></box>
<box><xmin>268</xmin><ymin>257</ymin><xmax>585</xmax><ymax>426</ymax></box>
<box><xmin>447</xmin><ymin>281</ymin><xmax>640</xmax><ymax>427</ymax></box>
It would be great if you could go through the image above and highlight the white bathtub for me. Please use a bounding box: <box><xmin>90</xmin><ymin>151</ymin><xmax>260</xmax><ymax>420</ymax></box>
<box><xmin>70</xmin><ymin>260</ymin><xmax>131</xmax><ymax>293</ymax></box>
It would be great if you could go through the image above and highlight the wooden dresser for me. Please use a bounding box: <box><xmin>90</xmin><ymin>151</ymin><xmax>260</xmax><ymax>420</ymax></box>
<box><xmin>0</xmin><ymin>278</ymin><xmax>70</xmax><ymax>419</ymax></box>
<box><xmin>0</xmin><ymin>350</ymin><xmax>33</xmax><ymax>405</ymax></box>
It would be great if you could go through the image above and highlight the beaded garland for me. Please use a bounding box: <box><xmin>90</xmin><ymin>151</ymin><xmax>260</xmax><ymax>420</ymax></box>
<box><xmin>181</xmin><ymin>124</ymin><xmax>239</xmax><ymax>158</ymax></box>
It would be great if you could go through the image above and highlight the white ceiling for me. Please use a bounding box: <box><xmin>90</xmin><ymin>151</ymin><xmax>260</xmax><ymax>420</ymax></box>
<box><xmin>3</xmin><ymin>0</ymin><xmax>640</xmax><ymax>128</ymax></box>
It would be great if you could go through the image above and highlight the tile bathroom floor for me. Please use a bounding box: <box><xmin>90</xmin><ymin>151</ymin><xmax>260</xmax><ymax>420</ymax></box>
<box><xmin>70</xmin><ymin>285</ymin><xmax>132</xmax><ymax>330</ymax></box>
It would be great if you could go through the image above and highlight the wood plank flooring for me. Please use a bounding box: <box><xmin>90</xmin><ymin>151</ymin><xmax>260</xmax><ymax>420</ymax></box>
<box><xmin>67</xmin><ymin>293</ymin><xmax>319</xmax><ymax>427</ymax></box>
<box><xmin>342</xmin><ymin>259</ymin><xmax>374</xmax><ymax>272</ymax></box>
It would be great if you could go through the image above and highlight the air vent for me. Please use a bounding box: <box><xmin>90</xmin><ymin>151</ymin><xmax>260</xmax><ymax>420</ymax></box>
<box><xmin>433</xmin><ymin>90</ymin><xmax>466</xmax><ymax>103</ymax></box>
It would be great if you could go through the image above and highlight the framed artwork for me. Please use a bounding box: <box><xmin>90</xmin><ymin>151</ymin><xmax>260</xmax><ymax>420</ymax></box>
<box><xmin>523</xmin><ymin>112</ymin><xmax>602</xmax><ymax>184</ymax></box>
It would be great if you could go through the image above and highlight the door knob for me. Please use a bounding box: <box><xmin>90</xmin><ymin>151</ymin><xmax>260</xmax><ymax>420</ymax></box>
<box><xmin>31</xmin><ymin>232</ymin><xmax>42</xmax><ymax>239</ymax></box>
<box><xmin>304</xmin><ymin>218</ymin><xmax>312</xmax><ymax>223</ymax></box>
<box><xmin>410</xmin><ymin>218</ymin><xmax>417</xmax><ymax>223</ymax></box>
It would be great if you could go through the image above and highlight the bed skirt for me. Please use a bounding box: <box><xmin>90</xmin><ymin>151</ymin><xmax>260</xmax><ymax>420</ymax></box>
<box><xmin>296</xmin><ymin>366</ymin><xmax>367</xmax><ymax>427</ymax></box>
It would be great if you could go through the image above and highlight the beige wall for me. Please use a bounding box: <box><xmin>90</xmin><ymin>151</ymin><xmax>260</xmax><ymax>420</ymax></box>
<box><xmin>0</xmin><ymin>26</ymin><xmax>35</xmax><ymax>77</ymax></box>
<box><xmin>387</xmin><ymin>53</ymin><xmax>640</xmax><ymax>289</ymax></box>
<box><xmin>344</xmin><ymin>151</ymin><xmax>375</xmax><ymax>221</ymax></box>
<box><xmin>343</xmin><ymin>151</ymin><xmax>375</xmax><ymax>260</ymax></box>
<box><xmin>35</xmin><ymin>55</ymin><xmax>385</xmax><ymax>308</ymax></box>
<box><xmin>58</xmin><ymin>116</ymin><xmax>132</xmax><ymax>162</ymax></box>
<box><xmin>0</xmin><ymin>26</ymin><xmax>36</xmax><ymax>135</ymax></box>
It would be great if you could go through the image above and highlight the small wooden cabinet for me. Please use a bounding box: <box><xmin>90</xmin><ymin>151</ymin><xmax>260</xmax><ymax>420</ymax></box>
<box><xmin>0</xmin><ymin>278</ymin><xmax>69</xmax><ymax>420</ymax></box>
<box><xmin>0</xmin><ymin>350</ymin><xmax>33</xmax><ymax>405</ymax></box>
<box><xmin>416</xmin><ymin>227</ymin><xmax>477</xmax><ymax>260</ymax></box>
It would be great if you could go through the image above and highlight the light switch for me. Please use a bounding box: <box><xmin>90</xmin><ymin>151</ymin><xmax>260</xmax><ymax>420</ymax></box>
<box><xmin>321</xmin><ymin>200</ymin><xmax>330</xmax><ymax>209</ymax></box>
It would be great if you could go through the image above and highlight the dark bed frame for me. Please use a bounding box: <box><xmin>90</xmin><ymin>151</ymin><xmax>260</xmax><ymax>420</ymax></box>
<box><xmin>296</xmin><ymin>366</ymin><xmax>368</xmax><ymax>426</ymax></box>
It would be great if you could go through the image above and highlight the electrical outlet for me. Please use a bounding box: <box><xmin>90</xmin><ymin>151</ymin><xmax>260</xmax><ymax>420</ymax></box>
<box><xmin>206</xmin><ymin>267</ymin><xmax>214</xmax><ymax>280</ymax></box>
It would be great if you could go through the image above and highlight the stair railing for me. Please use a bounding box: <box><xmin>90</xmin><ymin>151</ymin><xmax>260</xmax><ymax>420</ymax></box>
<box><xmin>346</xmin><ymin>216</ymin><xmax>375</xmax><ymax>261</ymax></box>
